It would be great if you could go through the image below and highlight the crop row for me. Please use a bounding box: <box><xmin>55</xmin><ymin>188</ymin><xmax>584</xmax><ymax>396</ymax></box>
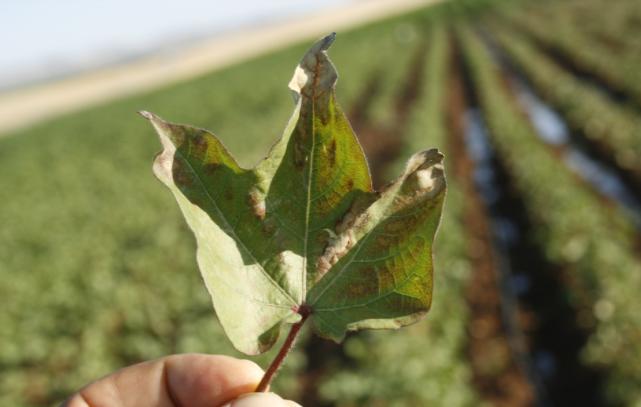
<box><xmin>500</xmin><ymin>8</ymin><xmax>641</xmax><ymax>107</ymax></box>
<box><xmin>515</xmin><ymin>0</ymin><xmax>641</xmax><ymax>56</ymax></box>
<box><xmin>578</xmin><ymin>2</ymin><xmax>641</xmax><ymax>56</ymax></box>
<box><xmin>485</xmin><ymin>24</ymin><xmax>641</xmax><ymax>183</ymax></box>
<box><xmin>316</xmin><ymin>24</ymin><xmax>480</xmax><ymax>407</ymax></box>
<box><xmin>334</xmin><ymin>12</ymin><xmax>429</xmax><ymax>127</ymax></box>
<box><xmin>458</xmin><ymin>25</ymin><xmax>641</xmax><ymax>405</ymax></box>
<box><xmin>359</xmin><ymin>27</ymin><xmax>420</xmax><ymax>128</ymax></box>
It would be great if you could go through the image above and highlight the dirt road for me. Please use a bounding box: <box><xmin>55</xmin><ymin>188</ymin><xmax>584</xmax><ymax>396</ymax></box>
<box><xmin>0</xmin><ymin>0</ymin><xmax>440</xmax><ymax>136</ymax></box>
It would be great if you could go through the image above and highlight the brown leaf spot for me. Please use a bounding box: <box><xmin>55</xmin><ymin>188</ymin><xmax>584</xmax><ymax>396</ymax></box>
<box><xmin>346</xmin><ymin>273</ymin><xmax>377</xmax><ymax>298</ymax></box>
<box><xmin>191</xmin><ymin>134</ymin><xmax>208</xmax><ymax>153</ymax></box>
<box><xmin>346</xmin><ymin>179</ymin><xmax>354</xmax><ymax>189</ymax></box>
<box><xmin>384</xmin><ymin>218</ymin><xmax>411</xmax><ymax>234</ymax></box>
<box><xmin>328</xmin><ymin>139</ymin><xmax>336</xmax><ymax>166</ymax></box>
<box><xmin>262</xmin><ymin>219</ymin><xmax>276</xmax><ymax>234</ymax></box>
<box><xmin>248</xmin><ymin>190</ymin><xmax>266</xmax><ymax>220</ymax></box>
<box><xmin>172</xmin><ymin>160</ymin><xmax>194</xmax><ymax>186</ymax></box>
<box><xmin>375</xmin><ymin>233</ymin><xmax>394</xmax><ymax>248</ymax></box>
<box><xmin>204</xmin><ymin>163</ymin><xmax>221</xmax><ymax>175</ymax></box>
<box><xmin>376</xmin><ymin>268</ymin><xmax>395</xmax><ymax>290</ymax></box>
<box><xmin>293</xmin><ymin>137</ymin><xmax>307</xmax><ymax>170</ymax></box>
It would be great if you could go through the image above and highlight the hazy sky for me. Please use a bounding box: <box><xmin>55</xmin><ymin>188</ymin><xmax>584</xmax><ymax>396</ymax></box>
<box><xmin>0</xmin><ymin>0</ymin><xmax>350</xmax><ymax>89</ymax></box>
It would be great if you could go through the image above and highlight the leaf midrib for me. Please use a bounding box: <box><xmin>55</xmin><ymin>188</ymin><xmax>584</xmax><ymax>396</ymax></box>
<box><xmin>301</xmin><ymin>57</ymin><xmax>323</xmax><ymax>305</ymax></box>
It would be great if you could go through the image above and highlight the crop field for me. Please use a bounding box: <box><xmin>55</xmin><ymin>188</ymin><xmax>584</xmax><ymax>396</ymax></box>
<box><xmin>1</xmin><ymin>0</ymin><xmax>641</xmax><ymax>405</ymax></box>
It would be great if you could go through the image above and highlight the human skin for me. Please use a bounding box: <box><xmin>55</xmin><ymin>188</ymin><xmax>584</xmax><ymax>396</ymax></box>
<box><xmin>62</xmin><ymin>354</ymin><xmax>300</xmax><ymax>407</ymax></box>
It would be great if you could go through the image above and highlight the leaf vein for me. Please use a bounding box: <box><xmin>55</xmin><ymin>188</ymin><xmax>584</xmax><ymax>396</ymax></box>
<box><xmin>176</xmin><ymin>150</ymin><xmax>297</xmax><ymax>306</ymax></box>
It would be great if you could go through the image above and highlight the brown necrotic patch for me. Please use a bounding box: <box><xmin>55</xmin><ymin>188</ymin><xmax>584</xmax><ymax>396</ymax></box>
<box><xmin>204</xmin><ymin>162</ymin><xmax>221</xmax><ymax>175</ymax></box>
<box><xmin>293</xmin><ymin>136</ymin><xmax>309</xmax><ymax>170</ymax></box>
<box><xmin>327</xmin><ymin>138</ymin><xmax>337</xmax><ymax>167</ymax></box>
<box><xmin>172</xmin><ymin>159</ymin><xmax>195</xmax><ymax>187</ymax></box>
<box><xmin>191</xmin><ymin>132</ymin><xmax>209</xmax><ymax>154</ymax></box>
<box><xmin>346</xmin><ymin>179</ymin><xmax>354</xmax><ymax>189</ymax></box>
<box><xmin>344</xmin><ymin>271</ymin><xmax>380</xmax><ymax>299</ymax></box>
<box><xmin>248</xmin><ymin>190</ymin><xmax>266</xmax><ymax>220</ymax></box>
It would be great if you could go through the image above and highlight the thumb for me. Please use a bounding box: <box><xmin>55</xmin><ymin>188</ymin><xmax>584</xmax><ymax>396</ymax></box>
<box><xmin>222</xmin><ymin>392</ymin><xmax>302</xmax><ymax>407</ymax></box>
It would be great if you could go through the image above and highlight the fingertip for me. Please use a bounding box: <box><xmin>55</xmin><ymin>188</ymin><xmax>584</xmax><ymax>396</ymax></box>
<box><xmin>236</xmin><ymin>359</ymin><xmax>265</xmax><ymax>382</ymax></box>
<box><xmin>164</xmin><ymin>354</ymin><xmax>265</xmax><ymax>407</ymax></box>
<box><xmin>222</xmin><ymin>392</ymin><xmax>299</xmax><ymax>407</ymax></box>
<box><xmin>60</xmin><ymin>394</ymin><xmax>90</xmax><ymax>407</ymax></box>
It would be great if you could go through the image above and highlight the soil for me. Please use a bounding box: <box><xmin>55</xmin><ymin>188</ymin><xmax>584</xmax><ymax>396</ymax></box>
<box><xmin>447</xmin><ymin>37</ymin><xmax>536</xmax><ymax>407</ymax></box>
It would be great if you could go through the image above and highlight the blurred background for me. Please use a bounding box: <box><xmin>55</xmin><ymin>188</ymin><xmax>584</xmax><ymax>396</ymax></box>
<box><xmin>1</xmin><ymin>0</ymin><xmax>641</xmax><ymax>405</ymax></box>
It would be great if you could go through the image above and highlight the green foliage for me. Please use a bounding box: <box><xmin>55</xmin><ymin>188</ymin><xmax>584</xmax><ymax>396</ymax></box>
<box><xmin>501</xmin><ymin>6</ymin><xmax>641</xmax><ymax>107</ymax></box>
<box><xmin>508</xmin><ymin>0</ymin><xmax>641</xmax><ymax>68</ymax></box>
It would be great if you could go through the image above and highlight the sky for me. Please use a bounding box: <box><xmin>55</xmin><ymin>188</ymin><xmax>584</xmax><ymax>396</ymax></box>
<box><xmin>0</xmin><ymin>0</ymin><xmax>350</xmax><ymax>90</ymax></box>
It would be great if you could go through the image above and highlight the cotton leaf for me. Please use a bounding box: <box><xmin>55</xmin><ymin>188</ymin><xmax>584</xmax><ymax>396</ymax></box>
<box><xmin>141</xmin><ymin>33</ymin><xmax>446</xmax><ymax>355</ymax></box>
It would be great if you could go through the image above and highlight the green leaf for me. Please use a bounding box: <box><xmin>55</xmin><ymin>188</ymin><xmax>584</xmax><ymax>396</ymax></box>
<box><xmin>141</xmin><ymin>33</ymin><xmax>446</xmax><ymax>355</ymax></box>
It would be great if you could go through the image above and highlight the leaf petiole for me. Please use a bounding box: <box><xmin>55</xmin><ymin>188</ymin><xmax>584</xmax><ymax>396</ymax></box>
<box><xmin>255</xmin><ymin>305</ymin><xmax>312</xmax><ymax>392</ymax></box>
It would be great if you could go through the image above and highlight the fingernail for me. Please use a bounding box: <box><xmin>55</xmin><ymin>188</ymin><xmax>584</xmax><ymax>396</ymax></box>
<box><xmin>222</xmin><ymin>392</ymin><xmax>300</xmax><ymax>407</ymax></box>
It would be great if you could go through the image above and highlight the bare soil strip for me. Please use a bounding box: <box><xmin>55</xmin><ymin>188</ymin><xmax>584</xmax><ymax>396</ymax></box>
<box><xmin>448</xmin><ymin>40</ymin><xmax>536</xmax><ymax>407</ymax></box>
<box><xmin>0</xmin><ymin>0</ymin><xmax>440</xmax><ymax>137</ymax></box>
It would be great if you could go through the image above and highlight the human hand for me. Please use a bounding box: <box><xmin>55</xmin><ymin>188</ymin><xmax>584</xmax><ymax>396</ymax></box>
<box><xmin>62</xmin><ymin>353</ymin><xmax>301</xmax><ymax>407</ymax></box>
